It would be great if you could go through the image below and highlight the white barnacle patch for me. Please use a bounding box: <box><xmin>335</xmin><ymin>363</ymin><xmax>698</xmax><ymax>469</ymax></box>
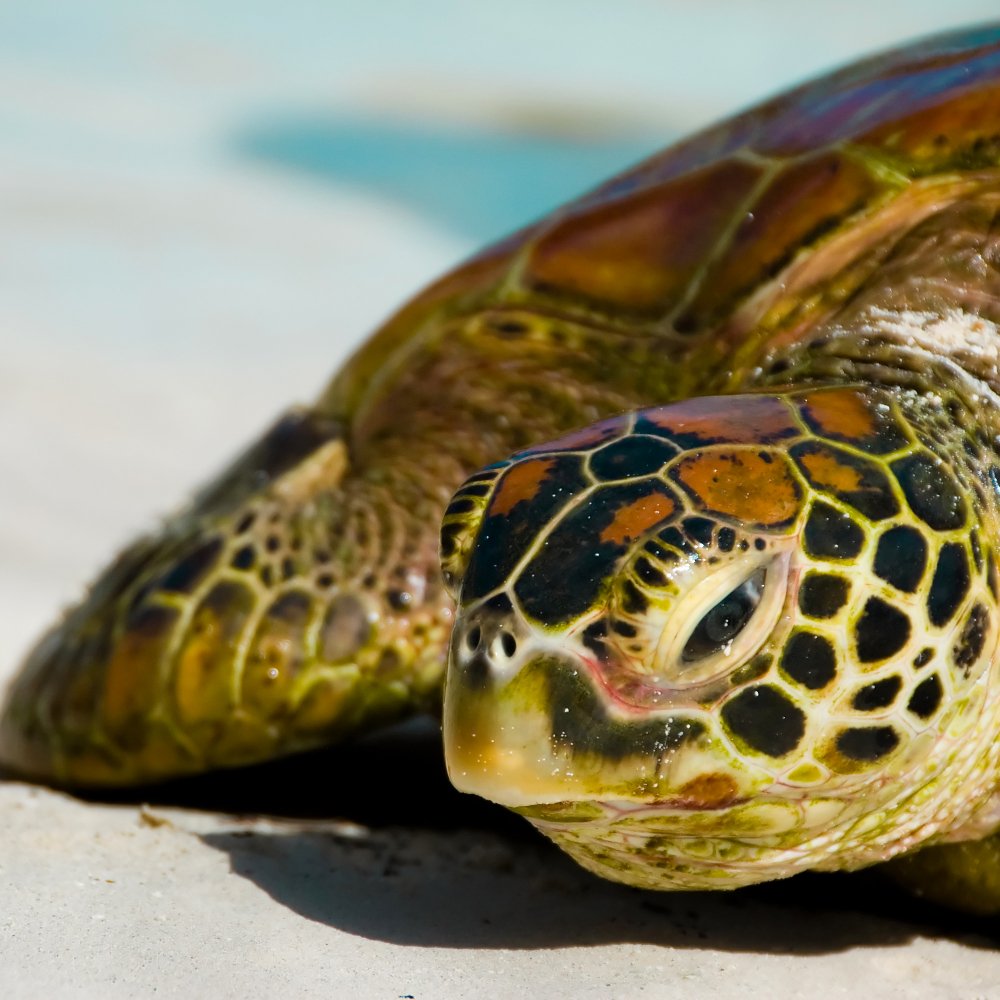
<box><xmin>861</xmin><ymin>306</ymin><xmax>1000</xmax><ymax>401</ymax></box>
<box><xmin>864</xmin><ymin>306</ymin><xmax>1000</xmax><ymax>361</ymax></box>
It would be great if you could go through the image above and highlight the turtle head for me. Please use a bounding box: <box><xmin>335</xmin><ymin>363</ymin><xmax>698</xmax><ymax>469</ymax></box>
<box><xmin>440</xmin><ymin>388</ymin><xmax>1000</xmax><ymax>889</ymax></box>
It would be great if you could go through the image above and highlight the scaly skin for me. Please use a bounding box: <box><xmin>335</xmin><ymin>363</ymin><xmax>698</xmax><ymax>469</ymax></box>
<box><xmin>3</xmin><ymin>27</ymin><xmax>1000</xmax><ymax>910</ymax></box>
<box><xmin>0</xmin><ymin>308</ymin><xmax>698</xmax><ymax>785</ymax></box>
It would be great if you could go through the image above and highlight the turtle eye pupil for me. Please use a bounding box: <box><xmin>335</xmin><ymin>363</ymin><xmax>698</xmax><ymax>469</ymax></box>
<box><xmin>681</xmin><ymin>568</ymin><xmax>765</xmax><ymax>663</ymax></box>
<box><xmin>703</xmin><ymin>599</ymin><xmax>748</xmax><ymax>643</ymax></box>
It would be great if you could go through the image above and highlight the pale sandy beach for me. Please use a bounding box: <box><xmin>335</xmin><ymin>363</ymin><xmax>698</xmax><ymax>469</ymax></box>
<box><xmin>3</xmin><ymin>3</ymin><xmax>1000</xmax><ymax>996</ymax></box>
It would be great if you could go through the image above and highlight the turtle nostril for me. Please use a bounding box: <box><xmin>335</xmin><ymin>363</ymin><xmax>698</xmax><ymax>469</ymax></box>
<box><xmin>500</xmin><ymin>632</ymin><xmax>517</xmax><ymax>658</ymax></box>
<box><xmin>466</xmin><ymin>625</ymin><xmax>482</xmax><ymax>651</ymax></box>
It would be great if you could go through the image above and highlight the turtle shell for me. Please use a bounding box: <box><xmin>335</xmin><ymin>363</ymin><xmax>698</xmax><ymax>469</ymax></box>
<box><xmin>325</xmin><ymin>24</ymin><xmax>1000</xmax><ymax>420</ymax></box>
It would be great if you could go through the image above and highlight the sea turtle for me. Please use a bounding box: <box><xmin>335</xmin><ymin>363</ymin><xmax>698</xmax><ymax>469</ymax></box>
<box><xmin>4</xmin><ymin>26</ymin><xmax>1000</xmax><ymax>914</ymax></box>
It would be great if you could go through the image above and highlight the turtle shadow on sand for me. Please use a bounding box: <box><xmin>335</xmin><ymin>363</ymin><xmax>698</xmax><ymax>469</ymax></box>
<box><xmin>80</xmin><ymin>720</ymin><xmax>999</xmax><ymax>954</ymax></box>
<box><xmin>201</xmin><ymin>823</ymin><xmax>986</xmax><ymax>954</ymax></box>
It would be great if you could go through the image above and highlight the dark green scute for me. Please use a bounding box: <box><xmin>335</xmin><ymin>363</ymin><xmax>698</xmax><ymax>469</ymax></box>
<box><xmin>633</xmin><ymin>556</ymin><xmax>669</xmax><ymax>587</ymax></box>
<box><xmin>780</xmin><ymin>631</ymin><xmax>837</xmax><ymax>689</ymax></box>
<box><xmin>462</xmin><ymin>454</ymin><xmax>587</xmax><ymax>602</ymax></box>
<box><xmin>588</xmin><ymin>435</ymin><xmax>678</xmax><ymax>481</ymax></box>
<box><xmin>953</xmin><ymin>603</ymin><xmax>988</xmax><ymax>674</ymax></box>
<box><xmin>797</xmin><ymin>572</ymin><xmax>849</xmax><ymax>618</ymax></box>
<box><xmin>721</xmin><ymin>685</ymin><xmax>806</xmax><ymax>757</ymax></box>
<box><xmin>891</xmin><ymin>453</ymin><xmax>967</xmax><ymax>531</ymax></box>
<box><xmin>873</xmin><ymin>525</ymin><xmax>928</xmax><ymax>593</ymax></box>
<box><xmin>717</xmin><ymin>527</ymin><xmax>736</xmax><ymax>552</ymax></box>
<box><xmin>927</xmin><ymin>543</ymin><xmax>971</xmax><ymax>628</ymax></box>
<box><xmin>907</xmin><ymin>674</ymin><xmax>944</xmax><ymax>718</ymax></box>
<box><xmin>855</xmin><ymin>597</ymin><xmax>910</xmax><ymax>662</ymax></box>
<box><xmin>681</xmin><ymin>516</ymin><xmax>715</xmax><ymax>547</ymax></box>
<box><xmin>513</xmin><ymin>480</ymin><xmax>677</xmax><ymax>626</ymax></box>
<box><xmin>835</xmin><ymin>726</ymin><xmax>899</xmax><ymax>761</ymax></box>
<box><xmin>803</xmin><ymin>502</ymin><xmax>864</xmax><ymax>560</ymax></box>
<box><xmin>851</xmin><ymin>676</ymin><xmax>902</xmax><ymax>711</ymax></box>
<box><xmin>153</xmin><ymin>537</ymin><xmax>224</xmax><ymax>595</ymax></box>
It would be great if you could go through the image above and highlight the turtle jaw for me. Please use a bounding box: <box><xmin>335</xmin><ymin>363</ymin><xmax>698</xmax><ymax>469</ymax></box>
<box><xmin>446</xmin><ymin>645</ymin><xmax>897</xmax><ymax>891</ymax></box>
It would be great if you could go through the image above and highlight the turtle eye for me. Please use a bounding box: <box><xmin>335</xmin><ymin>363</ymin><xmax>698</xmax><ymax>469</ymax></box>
<box><xmin>647</xmin><ymin>553</ymin><xmax>790</xmax><ymax>687</ymax></box>
<box><xmin>681</xmin><ymin>569</ymin><xmax>765</xmax><ymax>662</ymax></box>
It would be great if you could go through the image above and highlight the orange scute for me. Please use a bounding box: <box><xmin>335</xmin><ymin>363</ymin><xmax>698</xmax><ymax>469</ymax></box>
<box><xmin>861</xmin><ymin>80</ymin><xmax>1000</xmax><ymax>164</ymax></box>
<box><xmin>526</xmin><ymin>160</ymin><xmax>763</xmax><ymax>314</ymax></box>
<box><xmin>677</xmin><ymin>152</ymin><xmax>880</xmax><ymax>329</ymax></box>
<box><xmin>800</xmin><ymin>390</ymin><xmax>876</xmax><ymax>439</ymax></box>
<box><xmin>645</xmin><ymin>394</ymin><xmax>798</xmax><ymax>444</ymax></box>
<box><xmin>673</xmin><ymin>450</ymin><xmax>802</xmax><ymax>526</ymax></box>
<box><xmin>490</xmin><ymin>458</ymin><xmax>556</xmax><ymax>516</ymax></box>
<box><xmin>798</xmin><ymin>450</ymin><xmax>864</xmax><ymax>493</ymax></box>
<box><xmin>599</xmin><ymin>490</ymin><xmax>676</xmax><ymax>545</ymax></box>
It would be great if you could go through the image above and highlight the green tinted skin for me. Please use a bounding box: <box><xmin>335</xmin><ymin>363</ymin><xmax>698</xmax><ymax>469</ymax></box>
<box><xmin>0</xmin><ymin>310</ymin><xmax>688</xmax><ymax>786</ymax></box>
<box><xmin>3</xmin><ymin>28</ymin><xmax>1000</xmax><ymax>913</ymax></box>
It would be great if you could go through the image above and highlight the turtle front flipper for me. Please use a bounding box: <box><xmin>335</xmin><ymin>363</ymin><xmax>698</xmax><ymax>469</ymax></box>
<box><xmin>884</xmin><ymin>835</ymin><xmax>1000</xmax><ymax>915</ymax></box>
<box><xmin>2</xmin><ymin>295</ymin><xmax>664</xmax><ymax>786</ymax></box>
<box><xmin>0</xmin><ymin>407</ymin><xmax>455</xmax><ymax>787</ymax></box>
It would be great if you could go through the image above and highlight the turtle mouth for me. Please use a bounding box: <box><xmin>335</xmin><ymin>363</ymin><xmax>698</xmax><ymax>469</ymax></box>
<box><xmin>641</xmin><ymin>790</ymin><xmax>751</xmax><ymax>812</ymax></box>
<box><xmin>516</xmin><ymin>787</ymin><xmax>751</xmax><ymax>825</ymax></box>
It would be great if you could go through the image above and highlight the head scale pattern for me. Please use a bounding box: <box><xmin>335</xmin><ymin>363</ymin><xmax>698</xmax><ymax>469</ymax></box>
<box><xmin>440</xmin><ymin>387</ymin><xmax>1000</xmax><ymax>889</ymax></box>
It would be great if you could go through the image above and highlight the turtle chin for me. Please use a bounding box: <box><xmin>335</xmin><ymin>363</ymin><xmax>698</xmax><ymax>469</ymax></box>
<box><xmin>518</xmin><ymin>796</ymin><xmax>855</xmax><ymax>891</ymax></box>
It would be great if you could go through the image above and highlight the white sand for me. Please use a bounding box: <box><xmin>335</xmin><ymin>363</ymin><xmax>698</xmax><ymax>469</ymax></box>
<box><xmin>3</xmin><ymin>779</ymin><xmax>998</xmax><ymax>1000</ymax></box>
<box><xmin>3</xmin><ymin>3</ymin><xmax>1000</xmax><ymax>996</ymax></box>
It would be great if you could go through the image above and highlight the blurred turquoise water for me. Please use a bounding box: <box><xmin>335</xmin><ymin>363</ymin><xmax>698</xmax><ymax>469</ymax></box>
<box><xmin>236</xmin><ymin>114</ymin><xmax>665</xmax><ymax>241</ymax></box>
<box><xmin>3</xmin><ymin>3</ymin><xmax>999</xmax><ymax>395</ymax></box>
<box><xmin>4</xmin><ymin>1</ymin><xmax>1000</xmax><ymax>250</ymax></box>
<box><xmin>2</xmin><ymin>5</ymin><xmax>999</xmax><ymax>381</ymax></box>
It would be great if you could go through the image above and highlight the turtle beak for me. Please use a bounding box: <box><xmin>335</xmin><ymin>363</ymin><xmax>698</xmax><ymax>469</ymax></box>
<box><xmin>443</xmin><ymin>605</ymin><xmax>566</xmax><ymax>807</ymax></box>
<box><xmin>443</xmin><ymin>653</ymin><xmax>575</xmax><ymax>808</ymax></box>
